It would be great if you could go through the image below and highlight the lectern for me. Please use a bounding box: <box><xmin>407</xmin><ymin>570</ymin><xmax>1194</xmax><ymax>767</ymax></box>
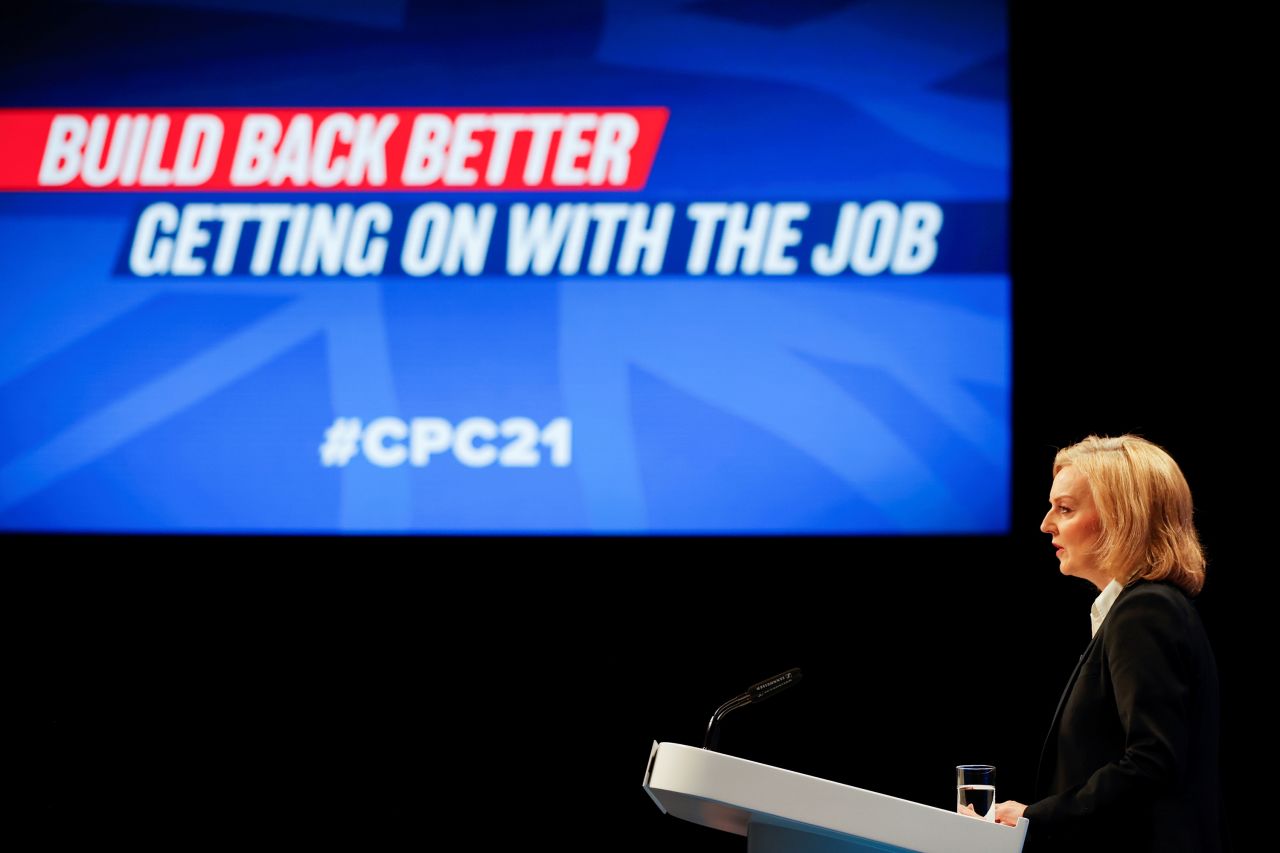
<box><xmin>643</xmin><ymin>742</ymin><xmax>1028</xmax><ymax>853</ymax></box>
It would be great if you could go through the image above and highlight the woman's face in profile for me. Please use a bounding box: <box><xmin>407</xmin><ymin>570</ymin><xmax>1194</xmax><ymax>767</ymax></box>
<box><xmin>1040</xmin><ymin>466</ymin><xmax>1107</xmax><ymax>587</ymax></box>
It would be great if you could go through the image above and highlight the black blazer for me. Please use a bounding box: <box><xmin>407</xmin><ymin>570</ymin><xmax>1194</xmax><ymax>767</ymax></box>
<box><xmin>1022</xmin><ymin>580</ymin><xmax>1224</xmax><ymax>853</ymax></box>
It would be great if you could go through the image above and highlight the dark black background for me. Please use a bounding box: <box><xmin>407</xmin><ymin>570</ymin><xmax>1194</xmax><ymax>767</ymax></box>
<box><xmin>30</xmin><ymin>5</ymin><xmax>1250</xmax><ymax>848</ymax></box>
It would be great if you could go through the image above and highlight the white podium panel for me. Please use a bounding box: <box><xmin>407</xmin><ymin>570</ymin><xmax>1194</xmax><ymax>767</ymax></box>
<box><xmin>644</xmin><ymin>742</ymin><xmax>1027</xmax><ymax>853</ymax></box>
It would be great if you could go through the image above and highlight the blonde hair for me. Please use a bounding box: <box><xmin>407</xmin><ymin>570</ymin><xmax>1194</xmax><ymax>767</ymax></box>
<box><xmin>1053</xmin><ymin>435</ymin><xmax>1205</xmax><ymax>596</ymax></box>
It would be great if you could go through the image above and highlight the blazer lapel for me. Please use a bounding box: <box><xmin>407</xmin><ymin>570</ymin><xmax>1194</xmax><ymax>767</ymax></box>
<box><xmin>1034</xmin><ymin>630</ymin><xmax>1102</xmax><ymax>798</ymax></box>
<box><xmin>1032</xmin><ymin>583</ymin><xmax>1139</xmax><ymax>798</ymax></box>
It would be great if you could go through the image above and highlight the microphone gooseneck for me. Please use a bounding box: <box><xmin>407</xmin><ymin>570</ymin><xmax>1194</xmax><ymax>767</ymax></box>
<box><xmin>703</xmin><ymin>667</ymin><xmax>802</xmax><ymax>751</ymax></box>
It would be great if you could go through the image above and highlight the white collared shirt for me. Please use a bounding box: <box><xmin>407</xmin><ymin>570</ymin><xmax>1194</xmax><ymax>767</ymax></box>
<box><xmin>1090</xmin><ymin>578</ymin><xmax>1125</xmax><ymax>638</ymax></box>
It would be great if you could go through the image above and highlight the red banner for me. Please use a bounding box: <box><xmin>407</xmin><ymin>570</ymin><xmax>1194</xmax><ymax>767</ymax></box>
<box><xmin>0</xmin><ymin>108</ymin><xmax>668</xmax><ymax>191</ymax></box>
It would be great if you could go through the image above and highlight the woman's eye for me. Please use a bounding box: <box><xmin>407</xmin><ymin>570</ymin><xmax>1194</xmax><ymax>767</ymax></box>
<box><xmin>1058</xmin><ymin>506</ymin><xmax>1072</xmax><ymax>514</ymax></box>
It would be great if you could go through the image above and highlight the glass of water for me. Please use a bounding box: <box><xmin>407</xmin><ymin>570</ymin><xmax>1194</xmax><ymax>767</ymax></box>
<box><xmin>956</xmin><ymin>764</ymin><xmax>996</xmax><ymax>821</ymax></box>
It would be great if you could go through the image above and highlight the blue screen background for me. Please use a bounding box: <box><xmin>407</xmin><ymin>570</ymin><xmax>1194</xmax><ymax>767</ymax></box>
<box><xmin>0</xmin><ymin>0</ymin><xmax>1008</xmax><ymax>532</ymax></box>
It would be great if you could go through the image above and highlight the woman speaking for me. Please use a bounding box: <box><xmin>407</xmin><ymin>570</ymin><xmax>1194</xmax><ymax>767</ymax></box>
<box><xmin>995</xmin><ymin>435</ymin><xmax>1224</xmax><ymax>852</ymax></box>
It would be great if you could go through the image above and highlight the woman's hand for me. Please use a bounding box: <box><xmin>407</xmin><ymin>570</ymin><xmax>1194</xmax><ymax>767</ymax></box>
<box><xmin>958</xmin><ymin>800</ymin><xmax>1027</xmax><ymax>825</ymax></box>
<box><xmin>994</xmin><ymin>800</ymin><xmax>1026</xmax><ymax>825</ymax></box>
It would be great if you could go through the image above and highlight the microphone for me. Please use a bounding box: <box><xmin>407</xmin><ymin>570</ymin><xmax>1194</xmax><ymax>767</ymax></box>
<box><xmin>702</xmin><ymin>667</ymin><xmax>802</xmax><ymax>751</ymax></box>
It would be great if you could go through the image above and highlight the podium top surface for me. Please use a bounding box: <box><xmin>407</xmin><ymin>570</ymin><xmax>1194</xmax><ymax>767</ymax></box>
<box><xmin>643</xmin><ymin>742</ymin><xmax>1027</xmax><ymax>853</ymax></box>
